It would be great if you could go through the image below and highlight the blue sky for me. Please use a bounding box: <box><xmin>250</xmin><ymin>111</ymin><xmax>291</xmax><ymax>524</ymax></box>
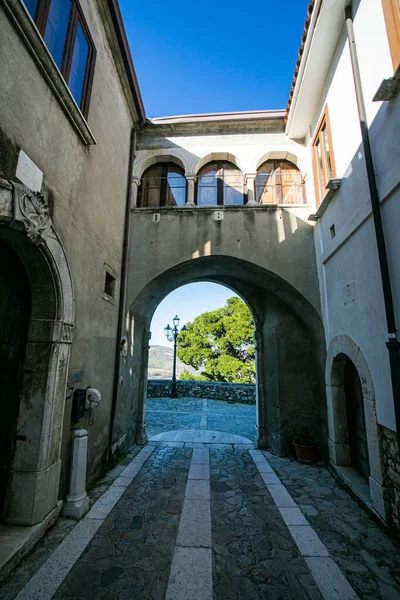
<box><xmin>150</xmin><ymin>283</ymin><xmax>238</xmax><ymax>346</ymax></box>
<box><xmin>120</xmin><ymin>0</ymin><xmax>309</xmax><ymax>344</ymax></box>
<box><xmin>119</xmin><ymin>0</ymin><xmax>310</xmax><ymax>118</ymax></box>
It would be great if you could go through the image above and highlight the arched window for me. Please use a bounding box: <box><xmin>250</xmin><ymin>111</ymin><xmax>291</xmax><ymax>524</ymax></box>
<box><xmin>196</xmin><ymin>162</ymin><xmax>244</xmax><ymax>206</ymax></box>
<box><xmin>256</xmin><ymin>160</ymin><xmax>306</xmax><ymax>205</ymax></box>
<box><xmin>138</xmin><ymin>164</ymin><xmax>186</xmax><ymax>207</ymax></box>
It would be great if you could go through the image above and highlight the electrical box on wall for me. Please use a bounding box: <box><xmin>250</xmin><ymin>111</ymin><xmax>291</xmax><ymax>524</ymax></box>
<box><xmin>214</xmin><ymin>210</ymin><xmax>224</xmax><ymax>221</ymax></box>
<box><xmin>72</xmin><ymin>388</ymin><xmax>86</xmax><ymax>421</ymax></box>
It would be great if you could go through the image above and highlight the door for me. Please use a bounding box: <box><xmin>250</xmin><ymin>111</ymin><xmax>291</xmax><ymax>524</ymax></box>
<box><xmin>344</xmin><ymin>359</ymin><xmax>370</xmax><ymax>480</ymax></box>
<box><xmin>0</xmin><ymin>240</ymin><xmax>31</xmax><ymax>517</ymax></box>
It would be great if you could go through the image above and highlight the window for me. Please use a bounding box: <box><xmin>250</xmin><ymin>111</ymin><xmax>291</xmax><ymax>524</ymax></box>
<box><xmin>382</xmin><ymin>0</ymin><xmax>400</xmax><ymax>70</ymax></box>
<box><xmin>311</xmin><ymin>107</ymin><xmax>336</xmax><ymax>207</ymax></box>
<box><xmin>196</xmin><ymin>162</ymin><xmax>244</xmax><ymax>206</ymax></box>
<box><xmin>103</xmin><ymin>265</ymin><xmax>116</xmax><ymax>301</ymax></box>
<box><xmin>256</xmin><ymin>160</ymin><xmax>306</xmax><ymax>205</ymax></box>
<box><xmin>138</xmin><ymin>164</ymin><xmax>187</xmax><ymax>207</ymax></box>
<box><xmin>24</xmin><ymin>0</ymin><xmax>96</xmax><ymax>117</ymax></box>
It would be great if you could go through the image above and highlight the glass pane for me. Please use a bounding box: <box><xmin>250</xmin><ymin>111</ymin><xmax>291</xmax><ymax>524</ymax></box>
<box><xmin>44</xmin><ymin>0</ymin><xmax>72</xmax><ymax>70</ymax></box>
<box><xmin>141</xmin><ymin>166</ymin><xmax>162</xmax><ymax>207</ymax></box>
<box><xmin>68</xmin><ymin>22</ymin><xmax>89</xmax><ymax>107</ymax></box>
<box><xmin>280</xmin><ymin>160</ymin><xmax>303</xmax><ymax>204</ymax></box>
<box><xmin>322</xmin><ymin>125</ymin><xmax>333</xmax><ymax>181</ymax></box>
<box><xmin>316</xmin><ymin>139</ymin><xmax>326</xmax><ymax>200</ymax></box>
<box><xmin>167</xmin><ymin>187</ymin><xmax>186</xmax><ymax>207</ymax></box>
<box><xmin>223</xmin><ymin>165</ymin><xmax>243</xmax><ymax>205</ymax></box>
<box><xmin>24</xmin><ymin>0</ymin><xmax>39</xmax><ymax>19</ymax></box>
<box><xmin>198</xmin><ymin>186</ymin><xmax>217</xmax><ymax>206</ymax></box>
<box><xmin>167</xmin><ymin>171</ymin><xmax>185</xmax><ymax>189</ymax></box>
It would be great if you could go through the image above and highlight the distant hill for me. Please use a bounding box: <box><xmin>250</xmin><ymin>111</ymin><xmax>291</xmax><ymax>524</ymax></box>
<box><xmin>148</xmin><ymin>345</ymin><xmax>199</xmax><ymax>379</ymax></box>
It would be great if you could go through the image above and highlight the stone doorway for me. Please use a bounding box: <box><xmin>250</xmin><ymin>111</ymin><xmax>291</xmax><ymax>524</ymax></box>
<box><xmin>326</xmin><ymin>335</ymin><xmax>385</xmax><ymax>519</ymax></box>
<box><xmin>344</xmin><ymin>359</ymin><xmax>370</xmax><ymax>480</ymax></box>
<box><xmin>0</xmin><ymin>241</ymin><xmax>31</xmax><ymax>518</ymax></box>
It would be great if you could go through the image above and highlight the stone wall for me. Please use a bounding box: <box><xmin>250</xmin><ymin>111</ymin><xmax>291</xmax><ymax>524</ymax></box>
<box><xmin>147</xmin><ymin>380</ymin><xmax>256</xmax><ymax>404</ymax></box>
<box><xmin>379</xmin><ymin>425</ymin><xmax>400</xmax><ymax>529</ymax></box>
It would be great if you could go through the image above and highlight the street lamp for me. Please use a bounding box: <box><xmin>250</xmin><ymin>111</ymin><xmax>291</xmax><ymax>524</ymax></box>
<box><xmin>164</xmin><ymin>315</ymin><xmax>186</xmax><ymax>398</ymax></box>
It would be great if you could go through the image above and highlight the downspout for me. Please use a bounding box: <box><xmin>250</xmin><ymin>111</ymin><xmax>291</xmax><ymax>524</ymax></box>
<box><xmin>345</xmin><ymin>6</ymin><xmax>400</xmax><ymax>450</ymax></box>
<box><xmin>108</xmin><ymin>127</ymin><xmax>136</xmax><ymax>464</ymax></box>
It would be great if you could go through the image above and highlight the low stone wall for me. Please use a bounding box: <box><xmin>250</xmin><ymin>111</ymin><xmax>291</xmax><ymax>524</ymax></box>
<box><xmin>147</xmin><ymin>379</ymin><xmax>256</xmax><ymax>404</ymax></box>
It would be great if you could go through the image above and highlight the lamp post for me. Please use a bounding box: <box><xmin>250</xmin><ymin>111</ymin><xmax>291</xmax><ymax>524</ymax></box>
<box><xmin>164</xmin><ymin>315</ymin><xmax>186</xmax><ymax>398</ymax></box>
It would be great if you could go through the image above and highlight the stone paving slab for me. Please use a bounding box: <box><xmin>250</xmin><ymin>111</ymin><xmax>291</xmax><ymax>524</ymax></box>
<box><xmin>176</xmin><ymin>499</ymin><xmax>212</xmax><ymax>548</ymax></box>
<box><xmin>165</xmin><ymin>547</ymin><xmax>213</xmax><ymax>600</ymax></box>
<box><xmin>146</xmin><ymin>397</ymin><xmax>256</xmax><ymax>442</ymax></box>
<box><xmin>266</xmin><ymin>452</ymin><xmax>400</xmax><ymax>599</ymax></box>
<box><xmin>210</xmin><ymin>448</ymin><xmax>323</xmax><ymax>599</ymax></box>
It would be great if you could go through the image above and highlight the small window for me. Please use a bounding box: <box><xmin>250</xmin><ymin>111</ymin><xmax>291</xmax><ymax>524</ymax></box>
<box><xmin>311</xmin><ymin>106</ymin><xmax>336</xmax><ymax>207</ymax></box>
<box><xmin>138</xmin><ymin>164</ymin><xmax>187</xmax><ymax>207</ymax></box>
<box><xmin>382</xmin><ymin>0</ymin><xmax>400</xmax><ymax>71</ymax></box>
<box><xmin>103</xmin><ymin>265</ymin><xmax>116</xmax><ymax>301</ymax></box>
<box><xmin>23</xmin><ymin>0</ymin><xmax>96</xmax><ymax>117</ymax></box>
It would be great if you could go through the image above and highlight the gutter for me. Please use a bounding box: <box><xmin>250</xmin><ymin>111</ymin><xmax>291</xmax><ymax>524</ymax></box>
<box><xmin>345</xmin><ymin>7</ymin><xmax>400</xmax><ymax>452</ymax></box>
<box><xmin>108</xmin><ymin>127</ymin><xmax>136</xmax><ymax>464</ymax></box>
<box><xmin>107</xmin><ymin>0</ymin><xmax>146</xmax><ymax>123</ymax></box>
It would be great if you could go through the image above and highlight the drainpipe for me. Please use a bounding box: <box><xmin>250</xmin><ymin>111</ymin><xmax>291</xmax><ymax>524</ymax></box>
<box><xmin>108</xmin><ymin>127</ymin><xmax>136</xmax><ymax>464</ymax></box>
<box><xmin>345</xmin><ymin>6</ymin><xmax>400</xmax><ymax>450</ymax></box>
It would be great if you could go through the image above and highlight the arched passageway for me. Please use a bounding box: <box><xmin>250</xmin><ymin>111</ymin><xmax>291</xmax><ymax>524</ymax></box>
<box><xmin>115</xmin><ymin>255</ymin><xmax>327</xmax><ymax>457</ymax></box>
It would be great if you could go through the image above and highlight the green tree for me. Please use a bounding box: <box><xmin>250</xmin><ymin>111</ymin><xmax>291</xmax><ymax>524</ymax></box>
<box><xmin>177</xmin><ymin>297</ymin><xmax>255</xmax><ymax>383</ymax></box>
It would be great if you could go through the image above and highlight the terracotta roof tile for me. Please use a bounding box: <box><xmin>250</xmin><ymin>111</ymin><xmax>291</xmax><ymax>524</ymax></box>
<box><xmin>285</xmin><ymin>0</ymin><xmax>316</xmax><ymax>123</ymax></box>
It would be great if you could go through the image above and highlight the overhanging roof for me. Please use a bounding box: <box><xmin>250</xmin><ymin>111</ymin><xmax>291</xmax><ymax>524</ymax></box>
<box><xmin>285</xmin><ymin>0</ymin><xmax>349</xmax><ymax>139</ymax></box>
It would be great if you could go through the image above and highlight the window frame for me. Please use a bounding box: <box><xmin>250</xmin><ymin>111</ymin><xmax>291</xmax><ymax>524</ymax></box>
<box><xmin>195</xmin><ymin>161</ymin><xmax>244</xmax><ymax>206</ymax></box>
<box><xmin>311</xmin><ymin>106</ymin><xmax>337</xmax><ymax>208</ymax></box>
<box><xmin>382</xmin><ymin>0</ymin><xmax>400</xmax><ymax>71</ymax></box>
<box><xmin>138</xmin><ymin>163</ymin><xmax>187</xmax><ymax>208</ymax></box>
<box><xmin>26</xmin><ymin>0</ymin><xmax>96</xmax><ymax>118</ymax></box>
<box><xmin>256</xmin><ymin>159</ymin><xmax>306</xmax><ymax>205</ymax></box>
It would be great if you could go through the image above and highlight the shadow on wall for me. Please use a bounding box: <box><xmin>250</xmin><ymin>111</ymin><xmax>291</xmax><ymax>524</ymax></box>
<box><xmin>115</xmin><ymin>255</ymin><xmax>327</xmax><ymax>459</ymax></box>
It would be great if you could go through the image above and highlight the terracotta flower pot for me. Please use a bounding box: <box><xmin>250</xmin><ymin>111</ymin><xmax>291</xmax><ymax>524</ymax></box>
<box><xmin>293</xmin><ymin>442</ymin><xmax>317</xmax><ymax>463</ymax></box>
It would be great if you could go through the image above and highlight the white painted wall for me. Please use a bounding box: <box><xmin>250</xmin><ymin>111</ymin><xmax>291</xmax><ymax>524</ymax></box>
<box><xmin>302</xmin><ymin>0</ymin><xmax>400</xmax><ymax>430</ymax></box>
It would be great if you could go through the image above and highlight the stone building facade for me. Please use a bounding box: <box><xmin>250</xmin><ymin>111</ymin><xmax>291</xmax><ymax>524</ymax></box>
<box><xmin>0</xmin><ymin>0</ymin><xmax>144</xmax><ymax>533</ymax></box>
<box><xmin>0</xmin><ymin>0</ymin><xmax>400</xmax><ymax>574</ymax></box>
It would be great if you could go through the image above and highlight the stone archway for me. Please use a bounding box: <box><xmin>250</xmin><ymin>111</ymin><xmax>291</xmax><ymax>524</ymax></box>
<box><xmin>0</xmin><ymin>180</ymin><xmax>74</xmax><ymax>525</ymax></box>
<box><xmin>326</xmin><ymin>334</ymin><xmax>386</xmax><ymax>519</ymax></box>
<box><xmin>115</xmin><ymin>255</ymin><xmax>327</xmax><ymax>459</ymax></box>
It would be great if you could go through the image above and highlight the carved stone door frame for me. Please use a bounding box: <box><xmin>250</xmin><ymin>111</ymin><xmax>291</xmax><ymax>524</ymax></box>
<box><xmin>0</xmin><ymin>179</ymin><xmax>75</xmax><ymax>525</ymax></box>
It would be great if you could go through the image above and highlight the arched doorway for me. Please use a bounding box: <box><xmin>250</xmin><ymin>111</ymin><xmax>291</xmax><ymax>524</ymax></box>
<box><xmin>0</xmin><ymin>182</ymin><xmax>74</xmax><ymax>525</ymax></box>
<box><xmin>0</xmin><ymin>241</ymin><xmax>31</xmax><ymax>516</ymax></box>
<box><xmin>344</xmin><ymin>359</ymin><xmax>370</xmax><ymax>480</ymax></box>
<box><xmin>326</xmin><ymin>335</ymin><xmax>385</xmax><ymax>519</ymax></box>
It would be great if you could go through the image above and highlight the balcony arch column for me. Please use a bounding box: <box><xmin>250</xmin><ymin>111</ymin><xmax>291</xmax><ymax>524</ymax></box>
<box><xmin>245</xmin><ymin>173</ymin><xmax>258</xmax><ymax>206</ymax></box>
<box><xmin>185</xmin><ymin>174</ymin><xmax>196</xmax><ymax>207</ymax></box>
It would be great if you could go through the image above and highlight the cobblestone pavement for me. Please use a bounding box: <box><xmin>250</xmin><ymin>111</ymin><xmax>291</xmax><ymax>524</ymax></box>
<box><xmin>146</xmin><ymin>397</ymin><xmax>256</xmax><ymax>442</ymax></box>
<box><xmin>2</xmin><ymin>442</ymin><xmax>400</xmax><ymax>600</ymax></box>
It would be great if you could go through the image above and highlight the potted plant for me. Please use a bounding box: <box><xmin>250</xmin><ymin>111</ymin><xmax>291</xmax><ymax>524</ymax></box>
<box><xmin>293</xmin><ymin>425</ymin><xmax>317</xmax><ymax>463</ymax></box>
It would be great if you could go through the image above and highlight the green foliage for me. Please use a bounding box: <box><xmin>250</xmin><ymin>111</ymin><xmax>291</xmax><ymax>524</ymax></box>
<box><xmin>179</xmin><ymin>369</ymin><xmax>208</xmax><ymax>381</ymax></box>
<box><xmin>177</xmin><ymin>297</ymin><xmax>256</xmax><ymax>383</ymax></box>
<box><xmin>293</xmin><ymin>425</ymin><xmax>316</xmax><ymax>445</ymax></box>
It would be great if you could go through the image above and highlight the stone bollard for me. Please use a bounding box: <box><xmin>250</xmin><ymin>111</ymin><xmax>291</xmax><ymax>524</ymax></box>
<box><xmin>63</xmin><ymin>429</ymin><xmax>89</xmax><ymax>520</ymax></box>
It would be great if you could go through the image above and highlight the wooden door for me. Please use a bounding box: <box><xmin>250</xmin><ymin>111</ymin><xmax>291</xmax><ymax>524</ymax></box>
<box><xmin>280</xmin><ymin>161</ymin><xmax>304</xmax><ymax>204</ymax></box>
<box><xmin>344</xmin><ymin>360</ymin><xmax>370</xmax><ymax>480</ymax></box>
<box><xmin>0</xmin><ymin>240</ymin><xmax>31</xmax><ymax>516</ymax></box>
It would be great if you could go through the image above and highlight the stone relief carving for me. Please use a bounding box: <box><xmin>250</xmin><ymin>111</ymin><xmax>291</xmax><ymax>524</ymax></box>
<box><xmin>13</xmin><ymin>184</ymin><xmax>51</xmax><ymax>244</ymax></box>
<box><xmin>61</xmin><ymin>323</ymin><xmax>74</xmax><ymax>344</ymax></box>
